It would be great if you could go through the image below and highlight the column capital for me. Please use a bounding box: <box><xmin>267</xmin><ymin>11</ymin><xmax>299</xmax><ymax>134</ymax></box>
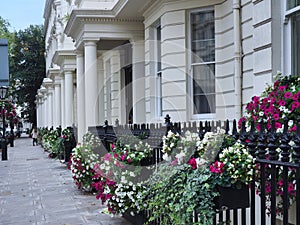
<box><xmin>84</xmin><ymin>40</ymin><xmax>97</xmax><ymax>47</ymax></box>
<box><xmin>75</xmin><ymin>50</ymin><xmax>83</xmax><ymax>56</ymax></box>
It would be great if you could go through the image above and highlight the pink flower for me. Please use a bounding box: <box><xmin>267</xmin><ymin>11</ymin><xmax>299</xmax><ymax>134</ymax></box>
<box><xmin>188</xmin><ymin>158</ymin><xmax>197</xmax><ymax>170</ymax></box>
<box><xmin>265</xmin><ymin>183</ymin><xmax>271</xmax><ymax>194</ymax></box>
<box><xmin>103</xmin><ymin>153</ymin><xmax>112</xmax><ymax>162</ymax></box>
<box><xmin>277</xmin><ymin>179</ymin><xmax>283</xmax><ymax>186</ymax></box>
<box><xmin>252</xmin><ymin>96</ymin><xmax>260</xmax><ymax>103</ymax></box>
<box><xmin>111</xmin><ymin>143</ymin><xmax>115</xmax><ymax>150</ymax></box>
<box><xmin>291</xmin><ymin>102</ymin><xmax>300</xmax><ymax>110</ymax></box>
<box><xmin>275</xmin><ymin>122</ymin><xmax>282</xmax><ymax>129</ymax></box>
<box><xmin>270</xmin><ymin>98</ymin><xmax>276</xmax><ymax>103</ymax></box>
<box><xmin>127</xmin><ymin>158</ymin><xmax>131</xmax><ymax>163</ymax></box>
<box><xmin>279</xmin><ymin>100</ymin><xmax>286</xmax><ymax>106</ymax></box>
<box><xmin>290</xmin><ymin>125</ymin><xmax>297</xmax><ymax>132</ymax></box>
<box><xmin>210</xmin><ymin>161</ymin><xmax>225</xmax><ymax>174</ymax></box>
<box><xmin>262</xmin><ymin>98</ymin><xmax>269</xmax><ymax>104</ymax></box>
<box><xmin>292</xmin><ymin>93</ymin><xmax>299</xmax><ymax>101</ymax></box>
<box><xmin>170</xmin><ymin>158</ymin><xmax>178</xmax><ymax>166</ymax></box>
<box><xmin>105</xmin><ymin>193</ymin><xmax>112</xmax><ymax>200</ymax></box>
<box><xmin>120</xmin><ymin>154</ymin><xmax>126</xmax><ymax>161</ymax></box>
<box><xmin>284</xmin><ymin>92</ymin><xmax>293</xmax><ymax>99</ymax></box>
<box><xmin>273</xmin><ymin>114</ymin><xmax>280</xmax><ymax>121</ymax></box>
<box><xmin>279</xmin><ymin>86</ymin><xmax>287</xmax><ymax>91</ymax></box>
<box><xmin>288</xmin><ymin>183</ymin><xmax>295</xmax><ymax>193</ymax></box>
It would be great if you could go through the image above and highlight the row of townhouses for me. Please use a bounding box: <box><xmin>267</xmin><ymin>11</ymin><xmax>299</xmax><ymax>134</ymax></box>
<box><xmin>36</xmin><ymin>0</ymin><xmax>300</xmax><ymax>143</ymax></box>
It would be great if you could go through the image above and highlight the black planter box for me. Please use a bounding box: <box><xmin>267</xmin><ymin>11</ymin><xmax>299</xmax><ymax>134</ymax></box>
<box><xmin>123</xmin><ymin>210</ymin><xmax>147</xmax><ymax>225</ymax></box>
<box><xmin>214</xmin><ymin>184</ymin><xmax>250</xmax><ymax>210</ymax></box>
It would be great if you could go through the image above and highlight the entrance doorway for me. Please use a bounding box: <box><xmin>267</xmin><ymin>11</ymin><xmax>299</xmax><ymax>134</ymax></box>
<box><xmin>124</xmin><ymin>65</ymin><xmax>133</xmax><ymax>124</ymax></box>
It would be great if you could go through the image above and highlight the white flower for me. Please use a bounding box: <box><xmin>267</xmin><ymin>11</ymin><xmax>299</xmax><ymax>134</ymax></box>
<box><xmin>175</xmin><ymin>152</ymin><xmax>185</xmax><ymax>164</ymax></box>
<box><xmin>162</xmin><ymin>153</ymin><xmax>171</xmax><ymax>161</ymax></box>
<box><xmin>129</xmin><ymin>172</ymin><xmax>135</xmax><ymax>177</ymax></box>
<box><xmin>196</xmin><ymin>158</ymin><xmax>206</xmax><ymax>168</ymax></box>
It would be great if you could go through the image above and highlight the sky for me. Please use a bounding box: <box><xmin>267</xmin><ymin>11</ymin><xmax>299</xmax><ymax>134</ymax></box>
<box><xmin>0</xmin><ymin>0</ymin><xmax>46</xmax><ymax>31</ymax></box>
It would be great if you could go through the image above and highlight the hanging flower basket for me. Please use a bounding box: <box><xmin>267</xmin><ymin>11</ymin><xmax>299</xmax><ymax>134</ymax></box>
<box><xmin>214</xmin><ymin>184</ymin><xmax>250</xmax><ymax>210</ymax></box>
<box><xmin>0</xmin><ymin>100</ymin><xmax>18</xmax><ymax>123</ymax></box>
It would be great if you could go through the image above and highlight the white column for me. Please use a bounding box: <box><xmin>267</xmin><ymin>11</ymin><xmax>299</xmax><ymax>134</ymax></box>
<box><xmin>47</xmin><ymin>87</ymin><xmax>54</xmax><ymax>128</ymax></box>
<box><xmin>36</xmin><ymin>98</ymin><xmax>40</xmax><ymax>128</ymax></box>
<box><xmin>84</xmin><ymin>41</ymin><xmax>98</xmax><ymax>129</ymax></box>
<box><xmin>61</xmin><ymin>76</ymin><xmax>65</xmax><ymax>128</ymax></box>
<box><xmin>98</xmin><ymin>54</ymin><xmax>105</xmax><ymax>123</ymax></box>
<box><xmin>132</xmin><ymin>40</ymin><xmax>146</xmax><ymax>123</ymax></box>
<box><xmin>76</xmin><ymin>51</ymin><xmax>85</xmax><ymax>142</ymax></box>
<box><xmin>38</xmin><ymin>99</ymin><xmax>43</xmax><ymax>127</ymax></box>
<box><xmin>43</xmin><ymin>94</ymin><xmax>48</xmax><ymax>128</ymax></box>
<box><xmin>65</xmin><ymin>70</ymin><xmax>74</xmax><ymax>127</ymax></box>
<box><xmin>54</xmin><ymin>81</ymin><xmax>61</xmax><ymax>128</ymax></box>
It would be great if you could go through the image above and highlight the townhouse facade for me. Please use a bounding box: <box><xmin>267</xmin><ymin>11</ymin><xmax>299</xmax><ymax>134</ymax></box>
<box><xmin>37</xmin><ymin>0</ymin><xmax>300</xmax><ymax>143</ymax></box>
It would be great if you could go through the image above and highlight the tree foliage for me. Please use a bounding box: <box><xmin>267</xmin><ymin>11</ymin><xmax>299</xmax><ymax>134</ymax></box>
<box><xmin>10</xmin><ymin>25</ymin><xmax>45</xmax><ymax>125</ymax></box>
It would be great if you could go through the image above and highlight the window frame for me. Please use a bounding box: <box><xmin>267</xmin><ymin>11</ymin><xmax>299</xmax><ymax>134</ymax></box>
<box><xmin>153</xmin><ymin>21</ymin><xmax>163</xmax><ymax>119</ymax></box>
<box><xmin>285</xmin><ymin>2</ymin><xmax>300</xmax><ymax>76</ymax></box>
<box><xmin>188</xmin><ymin>7</ymin><xmax>216</xmax><ymax>120</ymax></box>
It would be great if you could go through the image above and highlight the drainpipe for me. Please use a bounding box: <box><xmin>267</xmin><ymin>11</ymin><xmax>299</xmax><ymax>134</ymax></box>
<box><xmin>233</xmin><ymin>0</ymin><xmax>242</xmax><ymax>119</ymax></box>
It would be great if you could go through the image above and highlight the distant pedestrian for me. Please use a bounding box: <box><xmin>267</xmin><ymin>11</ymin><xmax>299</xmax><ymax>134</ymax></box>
<box><xmin>31</xmin><ymin>127</ymin><xmax>38</xmax><ymax>146</ymax></box>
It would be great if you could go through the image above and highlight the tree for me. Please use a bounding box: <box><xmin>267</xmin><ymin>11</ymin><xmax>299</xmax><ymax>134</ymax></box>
<box><xmin>0</xmin><ymin>16</ymin><xmax>15</xmax><ymax>51</ymax></box>
<box><xmin>10</xmin><ymin>25</ymin><xmax>45</xmax><ymax>125</ymax></box>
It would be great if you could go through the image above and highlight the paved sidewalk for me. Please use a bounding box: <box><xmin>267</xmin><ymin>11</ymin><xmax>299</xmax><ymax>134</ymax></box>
<box><xmin>0</xmin><ymin>137</ymin><xmax>131</xmax><ymax>225</ymax></box>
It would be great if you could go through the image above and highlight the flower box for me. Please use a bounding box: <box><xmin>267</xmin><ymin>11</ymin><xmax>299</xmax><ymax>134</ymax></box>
<box><xmin>214</xmin><ymin>184</ymin><xmax>250</xmax><ymax>210</ymax></box>
<box><xmin>123</xmin><ymin>210</ymin><xmax>148</xmax><ymax>225</ymax></box>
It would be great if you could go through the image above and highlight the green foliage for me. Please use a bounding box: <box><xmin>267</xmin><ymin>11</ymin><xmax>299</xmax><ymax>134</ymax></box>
<box><xmin>9</xmin><ymin>25</ymin><xmax>45</xmax><ymax>125</ymax></box>
<box><xmin>140</xmin><ymin>163</ymin><xmax>218</xmax><ymax>225</ymax></box>
<box><xmin>53</xmin><ymin>138</ymin><xmax>65</xmax><ymax>159</ymax></box>
<box><xmin>0</xmin><ymin>16</ymin><xmax>15</xmax><ymax>47</ymax></box>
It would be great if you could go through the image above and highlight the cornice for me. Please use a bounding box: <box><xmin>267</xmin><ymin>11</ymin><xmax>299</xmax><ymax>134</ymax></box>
<box><xmin>53</xmin><ymin>49</ymin><xmax>76</xmax><ymax>66</ymax></box>
<box><xmin>44</xmin><ymin>0</ymin><xmax>54</xmax><ymax>35</ymax></box>
<box><xmin>143</xmin><ymin>0</ymin><xmax>224</xmax><ymax>27</ymax></box>
<box><xmin>65</xmin><ymin>9</ymin><xmax>144</xmax><ymax>37</ymax></box>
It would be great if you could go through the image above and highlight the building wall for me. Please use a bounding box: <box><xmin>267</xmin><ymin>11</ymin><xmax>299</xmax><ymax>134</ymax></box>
<box><xmin>42</xmin><ymin>0</ymin><xmax>289</xmax><ymax>127</ymax></box>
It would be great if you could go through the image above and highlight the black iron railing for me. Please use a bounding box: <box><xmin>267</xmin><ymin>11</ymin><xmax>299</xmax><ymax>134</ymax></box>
<box><xmin>88</xmin><ymin>116</ymin><xmax>300</xmax><ymax>225</ymax></box>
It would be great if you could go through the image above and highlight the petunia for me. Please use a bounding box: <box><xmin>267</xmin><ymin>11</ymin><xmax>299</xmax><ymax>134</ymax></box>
<box><xmin>275</xmin><ymin>122</ymin><xmax>282</xmax><ymax>129</ymax></box>
<box><xmin>279</xmin><ymin>100</ymin><xmax>286</xmax><ymax>106</ymax></box>
<box><xmin>273</xmin><ymin>114</ymin><xmax>280</xmax><ymax>121</ymax></box>
<box><xmin>279</xmin><ymin>86</ymin><xmax>287</xmax><ymax>91</ymax></box>
<box><xmin>291</xmin><ymin>101</ymin><xmax>300</xmax><ymax>110</ymax></box>
<box><xmin>292</xmin><ymin>93</ymin><xmax>299</xmax><ymax>101</ymax></box>
<box><xmin>252</xmin><ymin>96</ymin><xmax>260</xmax><ymax>103</ymax></box>
<box><xmin>284</xmin><ymin>92</ymin><xmax>293</xmax><ymax>99</ymax></box>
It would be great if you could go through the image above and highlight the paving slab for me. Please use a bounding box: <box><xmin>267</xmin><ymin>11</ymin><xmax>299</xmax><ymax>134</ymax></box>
<box><xmin>0</xmin><ymin>137</ymin><xmax>131</xmax><ymax>225</ymax></box>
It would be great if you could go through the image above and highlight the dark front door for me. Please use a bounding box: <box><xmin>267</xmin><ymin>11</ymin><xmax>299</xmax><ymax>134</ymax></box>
<box><xmin>124</xmin><ymin>65</ymin><xmax>133</xmax><ymax>124</ymax></box>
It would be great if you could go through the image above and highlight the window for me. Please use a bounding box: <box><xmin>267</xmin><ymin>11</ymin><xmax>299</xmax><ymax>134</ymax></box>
<box><xmin>286</xmin><ymin>1</ymin><xmax>300</xmax><ymax>76</ymax></box>
<box><xmin>287</xmin><ymin>0</ymin><xmax>300</xmax><ymax>10</ymax></box>
<box><xmin>292</xmin><ymin>12</ymin><xmax>300</xmax><ymax>75</ymax></box>
<box><xmin>154</xmin><ymin>24</ymin><xmax>162</xmax><ymax>117</ymax></box>
<box><xmin>190</xmin><ymin>9</ymin><xmax>215</xmax><ymax>115</ymax></box>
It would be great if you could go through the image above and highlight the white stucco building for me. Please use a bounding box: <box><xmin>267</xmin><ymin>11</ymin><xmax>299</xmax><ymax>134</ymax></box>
<box><xmin>37</xmin><ymin>0</ymin><xmax>299</xmax><ymax>142</ymax></box>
